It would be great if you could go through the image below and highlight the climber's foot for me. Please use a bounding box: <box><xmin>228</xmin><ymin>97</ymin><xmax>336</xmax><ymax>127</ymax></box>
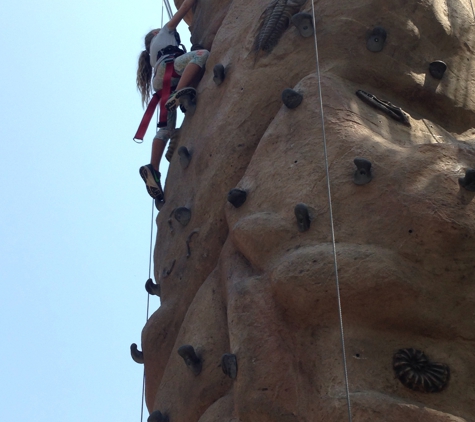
<box><xmin>165</xmin><ymin>87</ymin><xmax>197</xmax><ymax>112</ymax></box>
<box><xmin>139</xmin><ymin>164</ymin><xmax>164</xmax><ymax>200</ymax></box>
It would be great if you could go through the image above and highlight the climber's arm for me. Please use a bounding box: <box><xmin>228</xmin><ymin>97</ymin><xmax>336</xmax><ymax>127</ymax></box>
<box><xmin>167</xmin><ymin>0</ymin><xmax>195</xmax><ymax>31</ymax></box>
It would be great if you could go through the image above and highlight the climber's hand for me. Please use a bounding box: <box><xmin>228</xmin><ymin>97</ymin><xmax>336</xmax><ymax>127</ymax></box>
<box><xmin>167</xmin><ymin>0</ymin><xmax>195</xmax><ymax>31</ymax></box>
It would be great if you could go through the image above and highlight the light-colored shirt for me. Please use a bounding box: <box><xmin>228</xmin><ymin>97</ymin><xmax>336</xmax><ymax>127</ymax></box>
<box><xmin>149</xmin><ymin>25</ymin><xmax>178</xmax><ymax>69</ymax></box>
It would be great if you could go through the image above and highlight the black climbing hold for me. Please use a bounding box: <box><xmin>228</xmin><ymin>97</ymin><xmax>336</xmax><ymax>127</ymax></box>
<box><xmin>459</xmin><ymin>169</ymin><xmax>475</xmax><ymax>192</ymax></box>
<box><xmin>148</xmin><ymin>410</ymin><xmax>169</xmax><ymax>422</ymax></box>
<box><xmin>130</xmin><ymin>343</ymin><xmax>144</xmax><ymax>364</ymax></box>
<box><xmin>353</xmin><ymin>158</ymin><xmax>373</xmax><ymax>185</ymax></box>
<box><xmin>155</xmin><ymin>198</ymin><xmax>165</xmax><ymax>211</ymax></box>
<box><xmin>429</xmin><ymin>61</ymin><xmax>447</xmax><ymax>80</ymax></box>
<box><xmin>178</xmin><ymin>146</ymin><xmax>192</xmax><ymax>169</ymax></box>
<box><xmin>213</xmin><ymin>64</ymin><xmax>226</xmax><ymax>86</ymax></box>
<box><xmin>366</xmin><ymin>26</ymin><xmax>387</xmax><ymax>52</ymax></box>
<box><xmin>393</xmin><ymin>348</ymin><xmax>450</xmax><ymax>393</ymax></box>
<box><xmin>291</xmin><ymin>12</ymin><xmax>314</xmax><ymax>38</ymax></box>
<box><xmin>227</xmin><ymin>189</ymin><xmax>247</xmax><ymax>208</ymax></box>
<box><xmin>177</xmin><ymin>344</ymin><xmax>202</xmax><ymax>375</ymax></box>
<box><xmin>145</xmin><ymin>278</ymin><xmax>161</xmax><ymax>297</ymax></box>
<box><xmin>186</xmin><ymin>229</ymin><xmax>199</xmax><ymax>258</ymax></box>
<box><xmin>356</xmin><ymin>90</ymin><xmax>410</xmax><ymax>126</ymax></box>
<box><xmin>282</xmin><ymin>88</ymin><xmax>303</xmax><ymax>109</ymax></box>
<box><xmin>221</xmin><ymin>353</ymin><xmax>238</xmax><ymax>380</ymax></box>
<box><xmin>174</xmin><ymin>207</ymin><xmax>192</xmax><ymax>226</ymax></box>
<box><xmin>294</xmin><ymin>203</ymin><xmax>311</xmax><ymax>232</ymax></box>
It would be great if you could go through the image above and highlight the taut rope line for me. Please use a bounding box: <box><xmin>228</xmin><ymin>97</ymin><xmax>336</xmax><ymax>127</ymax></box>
<box><xmin>309</xmin><ymin>1</ymin><xmax>353</xmax><ymax>421</ymax></box>
<box><xmin>140</xmin><ymin>198</ymin><xmax>155</xmax><ymax>422</ymax></box>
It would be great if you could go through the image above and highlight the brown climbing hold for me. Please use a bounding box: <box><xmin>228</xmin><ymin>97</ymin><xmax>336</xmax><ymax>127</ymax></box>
<box><xmin>145</xmin><ymin>278</ymin><xmax>161</xmax><ymax>297</ymax></box>
<box><xmin>130</xmin><ymin>343</ymin><xmax>144</xmax><ymax>364</ymax></box>
<box><xmin>255</xmin><ymin>0</ymin><xmax>307</xmax><ymax>52</ymax></box>
<box><xmin>353</xmin><ymin>158</ymin><xmax>373</xmax><ymax>185</ymax></box>
<box><xmin>282</xmin><ymin>88</ymin><xmax>303</xmax><ymax>109</ymax></box>
<box><xmin>178</xmin><ymin>146</ymin><xmax>192</xmax><ymax>169</ymax></box>
<box><xmin>291</xmin><ymin>12</ymin><xmax>314</xmax><ymax>38</ymax></box>
<box><xmin>228</xmin><ymin>189</ymin><xmax>247</xmax><ymax>208</ymax></box>
<box><xmin>177</xmin><ymin>345</ymin><xmax>202</xmax><ymax>375</ymax></box>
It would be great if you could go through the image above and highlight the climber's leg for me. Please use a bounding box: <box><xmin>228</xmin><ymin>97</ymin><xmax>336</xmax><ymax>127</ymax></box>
<box><xmin>166</xmin><ymin>50</ymin><xmax>209</xmax><ymax>111</ymax></box>
<box><xmin>151</xmin><ymin>137</ymin><xmax>166</xmax><ymax>171</ymax></box>
<box><xmin>139</xmin><ymin>127</ymin><xmax>170</xmax><ymax>200</ymax></box>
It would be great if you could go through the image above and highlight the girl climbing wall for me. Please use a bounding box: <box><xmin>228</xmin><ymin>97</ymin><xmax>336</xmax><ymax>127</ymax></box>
<box><xmin>136</xmin><ymin>0</ymin><xmax>209</xmax><ymax>201</ymax></box>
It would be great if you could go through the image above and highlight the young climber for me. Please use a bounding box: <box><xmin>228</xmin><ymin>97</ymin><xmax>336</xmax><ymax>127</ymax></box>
<box><xmin>136</xmin><ymin>0</ymin><xmax>209</xmax><ymax>201</ymax></box>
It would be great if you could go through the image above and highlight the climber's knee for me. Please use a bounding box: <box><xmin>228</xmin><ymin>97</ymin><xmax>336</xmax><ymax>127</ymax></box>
<box><xmin>153</xmin><ymin>127</ymin><xmax>171</xmax><ymax>144</ymax></box>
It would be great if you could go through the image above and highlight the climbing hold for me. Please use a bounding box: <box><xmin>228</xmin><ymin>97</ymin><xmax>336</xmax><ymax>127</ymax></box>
<box><xmin>356</xmin><ymin>90</ymin><xmax>410</xmax><ymax>126</ymax></box>
<box><xmin>177</xmin><ymin>345</ymin><xmax>202</xmax><ymax>375</ymax></box>
<box><xmin>165</xmin><ymin>128</ymin><xmax>180</xmax><ymax>162</ymax></box>
<box><xmin>148</xmin><ymin>410</ymin><xmax>169</xmax><ymax>422</ymax></box>
<box><xmin>178</xmin><ymin>146</ymin><xmax>192</xmax><ymax>169</ymax></box>
<box><xmin>366</xmin><ymin>26</ymin><xmax>387</xmax><ymax>52</ymax></box>
<box><xmin>221</xmin><ymin>353</ymin><xmax>238</xmax><ymax>380</ymax></box>
<box><xmin>291</xmin><ymin>12</ymin><xmax>314</xmax><ymax>38</ymax></box>
<box><xmin>186</xmin><ymin>229</ymin><xmax>200</xmax><ymax>258</ymax></box>
<box><xmin>179</xmin><ymin>93</ymin><xmax>196</xmax><ymax>115</ymax></box>
<box><xmin>227</xmin><ymin>189</ymin><xmax>247</xmax><ymax>208</ymax></box>
<box><xmin>393</xmin><ymin>348</ymin><xmax>450</xmax><ymax>393</ymax></box>
<box><xmin>282</xmin><ymin>88</ymin><xmax>303</xmax><ymax>109</ymax></box>
<box><xmin>294</xmin><ymin>203</ymin><xmax>311</xmax><ymax>232</ymax></box>
<box><xmin>174</xmin><ymin>207</ymin><xmax>192</xmax><ymax>226</ymax></box>
<box><xmin>459</xmin><ymin>169</ymin><xmax>475</xmax><ymax>191</ymax></box>
<box><xmin>213</xmin><ymin>64</ymin><xmax>226</xmax><ymax>86</ymax></box>
<box><xmin>145</xmin><ymin>278</ymin><xmax>161</xmax><ymax>297</ymax></box>
<box><xmin>162</xmin><ymin>259</ymin><xmax>176</xmax><ymax>278</ymax></box>
<box><xmin>353</xmin><ymin>158</ymin><xmax>373</xmax><ymax>185</ymax></box>
<box><xmin>155</xmin><ymin>198</ymin><xmax>165</xmax><ymax>211</ymax></box>
<box><xmin>429</xmin><ymin>61</ymin><xmax>447</xmax><ymax>80</ymax></box>
<box><xmin>255</xmin><ymin>0</ymin><xmax>307</xmax><ymax>52</ymax></box>
<box><xmin>130</xmin><ymin>343</ymin><xmax>144</xmax><ymax>364</ymax></box>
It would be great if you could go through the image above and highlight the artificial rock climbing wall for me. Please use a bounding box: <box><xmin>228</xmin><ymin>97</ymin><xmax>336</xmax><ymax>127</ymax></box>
<box><xmin>136</xmin><ymin>0</ymin><xmax>475</xmax><ymax>421</ymax></box>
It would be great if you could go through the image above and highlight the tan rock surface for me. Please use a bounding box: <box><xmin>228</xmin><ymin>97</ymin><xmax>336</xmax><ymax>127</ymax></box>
<box><xmin>139</xmin><ymin>0</ymin><xmax>475</xmax><ymax>420</ymax></box>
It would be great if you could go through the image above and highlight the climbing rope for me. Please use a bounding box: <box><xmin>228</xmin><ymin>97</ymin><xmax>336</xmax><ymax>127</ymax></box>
<box><xmin>309</xmin><ymin>2</ymin><xmax>353</xmax><ymax>421</ymax></box>
<box><xmin>139</xmin><ymin>199</ymin><xmax>155</xmax><ymax>422</ymax></box>
<box><xmin>164</xmin><ymin>0</ymin><xmax>173</xmax><ymax>20</ymax></box>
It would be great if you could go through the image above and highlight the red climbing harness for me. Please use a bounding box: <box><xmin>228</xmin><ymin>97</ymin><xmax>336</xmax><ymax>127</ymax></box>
<box><xmin>133</xmin><ymin>56</ymin><xmax>181</xmax><ymax>142</ymax></box>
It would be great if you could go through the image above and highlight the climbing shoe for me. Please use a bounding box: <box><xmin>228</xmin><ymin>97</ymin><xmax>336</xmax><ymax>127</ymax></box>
<box><xmin>139</xmin><ymin>164</ymin><xmax>164</xmax><ymax>200</ymax></box>
<box><xmin>165</xmin><ymin>87</ymin><xmax>197</xmax><ymax>112</ymax></box>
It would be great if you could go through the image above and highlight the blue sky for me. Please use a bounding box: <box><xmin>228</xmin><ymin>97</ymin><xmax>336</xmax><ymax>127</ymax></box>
<box><xmin>0</xmin><ymin>1</ymin><xmax>187</xmax><ymax>420</ymax></box>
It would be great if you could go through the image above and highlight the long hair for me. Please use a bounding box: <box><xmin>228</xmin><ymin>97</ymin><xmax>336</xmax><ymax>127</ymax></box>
<box><xmin>136</xmin><ymin>30</ymin><xmax>158</xmax><ymax>108</ymax></box>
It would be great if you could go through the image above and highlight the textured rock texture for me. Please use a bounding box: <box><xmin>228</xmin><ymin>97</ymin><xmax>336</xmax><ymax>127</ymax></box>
<box><xmin>139</xmin><ymin>0</ymin><xmax>475</xmax><ymax>420</ymax></box>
